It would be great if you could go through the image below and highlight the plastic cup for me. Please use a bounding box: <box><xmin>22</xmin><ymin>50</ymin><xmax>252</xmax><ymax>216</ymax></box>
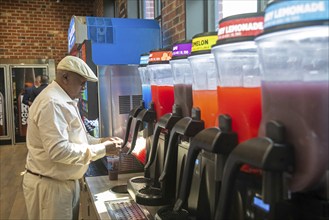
<box><xmin>107</xmin><ymin>155</ymin><xmax>120</xmax><ymax>180</ymax></box>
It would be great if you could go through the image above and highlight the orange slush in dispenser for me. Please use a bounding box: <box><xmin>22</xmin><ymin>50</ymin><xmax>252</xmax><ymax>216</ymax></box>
<box><xmin>188</xmin><ymin>32</ymin><xmax>218</xmax><ymax>128</ymax></box>
<box><xmin>212</xmin><ymin>13</ymin><xmax>264</xmax><ymax>144</ymax></box>
<box><xmin>147</xmin><ymin>49</ymin><xmax>174</xmax><ymax>120</ymax></box>
<box><xmin>170</xmin><ymin>40</ymin><xmax>193</xmax><ymax>117</ymax></box>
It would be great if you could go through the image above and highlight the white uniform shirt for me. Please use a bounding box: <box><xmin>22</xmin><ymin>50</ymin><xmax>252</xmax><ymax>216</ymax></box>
<box><xmin>25</xmin><ymin>81</ymin><xmax>106</xmax><ymax>180</ymax></box>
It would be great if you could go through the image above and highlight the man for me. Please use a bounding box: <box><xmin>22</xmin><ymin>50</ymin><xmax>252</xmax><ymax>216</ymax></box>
<box><xmin>22</xmin><ymin>55</ymin><xmax>123</xmax><ymax>220</ymax></box>
<box><xmin>22</xmin><ymin>75</ymin><xmax>41</xmax><ymax>106</ymax></box>
<box><xmin>30</xmin><ymin>75</ymin><xmax>49</xmax><ymax>103</ymax></box>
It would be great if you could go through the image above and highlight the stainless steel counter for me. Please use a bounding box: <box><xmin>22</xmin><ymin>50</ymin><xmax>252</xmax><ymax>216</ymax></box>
<box><xmin>84</xmin><ymin>173</ymin><xmax>161</xmax><ymax>220</ymax></box>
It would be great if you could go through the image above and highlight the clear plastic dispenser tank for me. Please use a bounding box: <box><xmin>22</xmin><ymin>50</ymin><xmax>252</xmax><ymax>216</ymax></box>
<box><xmin>212</xmin><ymin>13</ymin><xmax>264</xmax><ymax>144</ymax></box>
<box><xmin>255</xmin><ymin>0</ymin><xmax>329</xmax><ymax>192</ymax></box>
<box><xmin>138</xmin><ymin>53</ymin><xmax>152</xmax><ymax>109</ymax></box>
<box><xmin>188</xmin><ymin>32</ymin><xmax>218</xmax><ymax>128</ymax></box>
<box><xmin>147</xmin><ymin>49</ymin><xmax>174</xmax><ymax>120</ymax></box>
<box><xmin>170</xmin><ymin>40</ymin><xmax>193</xmax><ymax>117</ymax></box>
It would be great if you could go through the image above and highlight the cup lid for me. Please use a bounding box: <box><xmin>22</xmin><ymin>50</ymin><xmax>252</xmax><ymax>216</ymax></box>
<box><xmin>148</xmin><ymin>48</ymin><xmax>172</xmax><ymax>65</ymax></box>
<box><xmin>262</xmin><ymin>0</ymin><xmax>329</xmax><ymax>34</ymax></box>
<box><xmin>214</xmin><ymin>12</ymin><xmax>264</xmax><ymax>46</ymax></box>
<box><xmin>139</xmin><ymin>53</ymin><xmax>149</xmax><ymax>67</ymax></box>
<box><xmin>190</xmin><ymin>32</ymin><xmax>218</xmax><ymax>56</ymax></box>
<box><xmin>172</xmin><ymin>40</ymin><xmax>192</xmax><ymax>60</ymax></box>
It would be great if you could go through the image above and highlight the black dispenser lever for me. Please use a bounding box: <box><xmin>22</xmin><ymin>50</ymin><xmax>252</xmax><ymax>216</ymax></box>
<box><xmin>155</xmin><ymin>114</ymin><xmax>238</xmax><ymax>220</ymax></box>
<box><xmin>126</xmin><ymin>103</ymin><xmax>156</xmax><ymax>155</ymax></box>
<box><xmin>144</xmin><ymin>104</ymin><xmax>182</xmax><ymax>173</ymax></box>
<box><xmin>122</xmin><ymin>101</ymin><xmax>145</xmax><ymax>149</ymax></box>
<box><xmin>158</xmin><ymin>108</ymin><xmax>204</xmax><ymax>183</ymax></box>
<box><xmin>215</xmin><ymin>120</ymin><xmax>294</xmax><ymax>220</ymax></box>
<box><xmin>173</xmin><ymin>114</ymin><xmax>238</xmax><ymax>212</ymax></box>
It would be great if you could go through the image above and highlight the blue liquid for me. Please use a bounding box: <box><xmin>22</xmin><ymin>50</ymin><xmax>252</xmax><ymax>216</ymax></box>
<box><xmin>142</xmin><ymin>84</ymin><xmax>152</xmax><ymax>109</ymax></box>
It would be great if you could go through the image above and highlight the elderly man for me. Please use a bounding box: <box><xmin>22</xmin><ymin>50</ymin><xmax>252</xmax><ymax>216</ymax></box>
<box><xmin>22</xmin><ymin>56</ymin><xmax>122</xmax><ymax>220</ymax></box>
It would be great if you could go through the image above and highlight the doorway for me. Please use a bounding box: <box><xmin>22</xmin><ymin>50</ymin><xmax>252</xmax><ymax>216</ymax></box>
<box><xmin>0</xmin><ymin>59</ymin><xmax>55</xmax><ymax>145</ymax></box>
<box><xmin>0</xmin><ymin>66</ymin><xmax>9</xmax><ymax>143</ymax></box>
<box><xmin>10</xmin><ymin>66</ymin><xmax>48</xmax><ymax>143</ymax></box>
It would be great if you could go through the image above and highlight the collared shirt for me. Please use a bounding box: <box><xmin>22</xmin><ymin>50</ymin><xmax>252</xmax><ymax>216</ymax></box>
<box><xmin>25</xmin><ymin>81</ymin><xmax>106</xmax><ymax>180</ymax></box>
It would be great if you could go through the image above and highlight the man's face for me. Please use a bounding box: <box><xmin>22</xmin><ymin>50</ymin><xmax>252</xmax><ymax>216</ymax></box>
<box><xmin>35</xmin><ymin>75</ymin><xmax>41</xmax><ymax>86</ymax></box>
<box><xmin>65</xmin><ymin>72</ymin><xmax>87</xmax><ymax>99</ymax></box>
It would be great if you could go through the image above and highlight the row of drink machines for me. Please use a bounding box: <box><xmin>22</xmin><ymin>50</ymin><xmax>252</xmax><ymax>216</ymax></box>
<box><xmin>107</xmin><ymin>1</ymin><xmax>328</xmax><ymax>220</ymax></box>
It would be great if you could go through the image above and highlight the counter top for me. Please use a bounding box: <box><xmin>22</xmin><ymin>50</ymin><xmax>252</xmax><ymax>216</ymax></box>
<box><xmin>84</xmin><ymin>173</ymin><xmax>161</xmax><ymax>220</ymax></box>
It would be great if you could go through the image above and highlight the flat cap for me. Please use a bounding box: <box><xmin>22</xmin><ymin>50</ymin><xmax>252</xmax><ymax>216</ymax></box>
<box><xmin>57</xmin><ymin>56</ymin><xmax>98</xmax><ymax>82</ymax></box>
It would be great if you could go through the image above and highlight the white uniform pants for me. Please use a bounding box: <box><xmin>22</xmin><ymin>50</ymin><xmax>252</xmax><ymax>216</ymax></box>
<box><xmin>22</xmin><ymin>172</ymin><xmax>80</xmax><ymax>220</ymax></box>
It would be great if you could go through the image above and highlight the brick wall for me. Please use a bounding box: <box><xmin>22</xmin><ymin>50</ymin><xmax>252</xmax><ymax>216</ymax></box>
<box><xmin>161</xmin><ymin>0</ymin><xmax>185</xmax><ymax>48</ymax></box>
<box><xmin>0</xmin><ymin>0</ymin><xmax>95</xmax><ymax>64</ymax></box>
<box><xmin>0</xmin><ymin>0</ymin><xmax>188</xmax><ymax>63</ymax></box>
<box><xmin>94</xmin><ymin>0</ymin><xmax>104</xmax><ymax>17</ymax></box>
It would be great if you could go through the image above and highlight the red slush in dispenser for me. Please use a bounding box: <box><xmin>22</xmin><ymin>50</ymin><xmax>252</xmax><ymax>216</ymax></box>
<box><xmin>256</xmin><ymin>0</ymin><xmax>329</xmax><ymax>193</ymax></box>
<box><xmin>147</xmin><ymin>49</ymin><xmax>174</xmax><ymax>120</ymax></box>
<box><xmin>188</xmin><ymin>32</ymin><xmax>218</xmax><ymax>128</ymax></box>
<box><xmin>212</xmin><ymin>13</ymin><xmax>264</xmax><ymax>144</ymax></box>
<box><xmin>170</xmin><ymin>40</ymin><xmax>193</xmax><ymax>117</ymax></box>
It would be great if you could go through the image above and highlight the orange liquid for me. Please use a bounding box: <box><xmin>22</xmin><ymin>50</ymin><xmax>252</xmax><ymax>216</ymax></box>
<box><xmin>217</xmin><ymin>86</ymin><xmax>262</xmax><ymax>143</ymax></box>
<box><xmin>193</xmin><ymin>90</ymin><xmax>218</xmax><ymax>128</ymax></box>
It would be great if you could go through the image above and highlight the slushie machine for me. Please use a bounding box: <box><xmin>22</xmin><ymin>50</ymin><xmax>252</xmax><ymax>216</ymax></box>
<box><xmin>68</xmin><ymin>16</ymin><xmax>161</xmax><ymax>174</ymax></box>
<box><xmin>79</xmin><ymin>0</ymin><xmax>329</xmax><ymax>219</ymax></box>
<box><xmin>214</xmin><ymin>1</ymin><xmax>329</xmax><ymax>220</ymax></box>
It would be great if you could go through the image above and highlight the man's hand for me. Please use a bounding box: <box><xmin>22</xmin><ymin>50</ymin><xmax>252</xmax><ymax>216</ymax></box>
<box><xmin>102</xmin><ymin>137</ymin><xmax>123</xmax><ymax>156</ymax></box>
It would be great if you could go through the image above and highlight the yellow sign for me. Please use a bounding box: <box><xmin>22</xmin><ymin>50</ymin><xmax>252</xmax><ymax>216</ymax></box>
<box><xmin>192</xmin><ymin>35</ymin><xmax>218</xmax><ymax>52</ymax></box>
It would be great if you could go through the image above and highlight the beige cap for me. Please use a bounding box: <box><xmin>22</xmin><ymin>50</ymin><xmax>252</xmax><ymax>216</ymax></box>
<box><xmin>57</xmin><ymin>56</ymin><xmax>98</xmax><ymax>82</ymax></box>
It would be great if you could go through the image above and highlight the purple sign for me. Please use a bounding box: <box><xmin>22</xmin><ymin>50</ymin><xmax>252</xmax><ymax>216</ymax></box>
<box><xmin>172</xmin><ymin>43</ymin><xmax>192</xmax><ymax>57</ymax></box>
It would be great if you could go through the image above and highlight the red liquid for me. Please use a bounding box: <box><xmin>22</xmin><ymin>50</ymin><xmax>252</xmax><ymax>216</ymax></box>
<box><xmin>259</xmin><ymin>81</ymin><xmax>329</xmax><ymax>192</ymax></box>
<box><xmin>152</xmin><ymin>85</ymin><xmax>174</xmax><ymax>120</ymax></box>
<box><xmin>151</xmin><ymin>85</ymin><xmax>158</xmax><ymax>104</ymax></box>
<box><xmin>193</xmin><ymin>90</ymin><xmax>218</xmax><ymax>128</ymax></box>
<box><xmin>217</xmin><ymin>86</ymin><xmax>262</xmax><ymax>143</ymax></box>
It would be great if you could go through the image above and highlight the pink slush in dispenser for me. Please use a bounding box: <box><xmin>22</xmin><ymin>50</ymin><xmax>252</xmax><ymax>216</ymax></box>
<box><xmin>256</xmin><ymin>0</ymin><xmax>329</xmax><ymax>193</ymax></box>
<box><xmin>170</xmin><ymin>40</ymin><xmax>193</xmax><ymax>117</ymax></box>
<box><xmin>216</xmin><ymin>2</ymin><xmax>328</xmax><ymax>219</ymax></box>
<box><xmin>188</xmin><ymin>32</ymin><xmax>218</xmax><ymax>128</ymax></box>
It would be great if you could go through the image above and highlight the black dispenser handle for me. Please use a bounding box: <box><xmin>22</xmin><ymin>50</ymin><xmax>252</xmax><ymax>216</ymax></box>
<box><xmin>126</xmin><ymin>105</ymin><xmax>156</xmax><ymax>155</ymax></box>
<box><xmin>215</xmin><ymin>121</ymin><xmax>294</xmax><ymax>220</ymax></box>
<box><xmin>173</xmin><ymin>115</ymin><xmax>238</xmax><ymax>212</ymax></box>
<box><xmin>126</xmin><ymin>119</ymin><xmax>143</xmax><ymax>155</ymax></box>
<box><xmin>144</xmin><ymin>121</ymin><xmax>163</xmax><ymax>169</ymax></box>
<box><xmin>158</xmin><ymin>118</ymin><xmax>189</xmax><ymax>182</ymax></box>
<box><xmin>144</xmin><ymin>104</ymin><xmax>183</xmax><ymax>171</ymax></box>
<box><xmin>122</xmin><ymin>101</ymin><xmax>145</xmax><ymax>149</ymax></box>
<box><xmin>159</xmin><ymin>108</ymin><xmax>204</xmax><ymax>183</ymax></box>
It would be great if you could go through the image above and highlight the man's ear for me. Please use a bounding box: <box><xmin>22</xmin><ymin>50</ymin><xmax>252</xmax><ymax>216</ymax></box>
<box><xmin>62</xmin><ymin>72</ymin><xmax>68</xmax><ymax>83</ymax></box>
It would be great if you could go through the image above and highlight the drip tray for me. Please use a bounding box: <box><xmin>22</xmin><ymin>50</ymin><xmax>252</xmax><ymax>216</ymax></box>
<box><xmin>131</xmin><ymin>177</ymin><xmax>153</xmax><ymax>184</ymax></box>
<box><xmin>155</xmin><ymin>206</ymin><xmax>189</xmax><ymax>220</ymax></box>
<box><xmin>139</xmin><ymin>187</ymin><xmax>162</xmax><ymax>196</ymax></box>
<box><xmin>104</xmin><ymin>198</ymin><xmax>153</xmax><ymax>220</ymax></box>
<box><xmin>110</xmin><ymin>184</ymin><xmax>128</xmax><ymax>194</ymax></box>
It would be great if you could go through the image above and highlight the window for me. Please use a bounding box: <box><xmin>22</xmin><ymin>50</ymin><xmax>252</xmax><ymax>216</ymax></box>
<box><xmin>186</xmin><ymin>0</ymin><xmax>268</xmax><ymax>39</ymax></box>
<box><xmin>140</xmin><ymin>0</ymin><xmax>155</xmax><ymax>19</ymax></box>
<box><xmin>153</xmin><ymin>0</ymin><xmax>161</xmax><ymax>20</ymax></box>
<box><xmin>222</xmin><ymin>0</ymin><xmax>258</xmax><ymax>19</ymax></box>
